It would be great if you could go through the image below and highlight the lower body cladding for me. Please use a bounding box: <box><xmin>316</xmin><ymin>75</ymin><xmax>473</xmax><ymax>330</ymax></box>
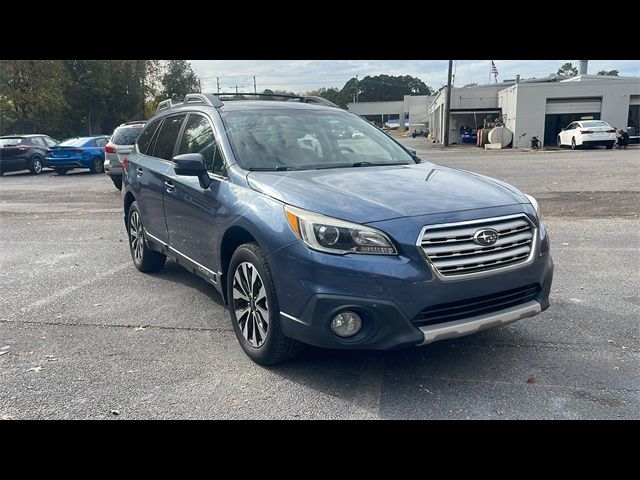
<box><xmin>270</xmin><ymin>240</ymin><xmax>553</xmax><ymax>350</ymax></box>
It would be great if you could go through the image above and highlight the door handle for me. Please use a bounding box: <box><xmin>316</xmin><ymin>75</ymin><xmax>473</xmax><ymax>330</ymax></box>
<box><xmin>164</xmin><ymin>180</ymin><xmax>175</xmax><ymax>193</ymax></box>
<box><xmin>136</xmin><ymin>167</ymin><xmax>144</xmax><ymax>176</ymax></box>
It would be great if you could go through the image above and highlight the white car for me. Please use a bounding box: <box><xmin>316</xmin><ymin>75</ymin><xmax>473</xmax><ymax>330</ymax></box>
<box><xmin>557</xmin><ymin>120</ymin><xmax>616</xmax><ymax>150</ymax></box>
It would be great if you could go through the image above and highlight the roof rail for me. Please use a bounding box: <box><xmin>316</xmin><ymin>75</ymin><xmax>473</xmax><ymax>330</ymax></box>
<box><xmin>155</xmin><ymin>92</ymin><xmax>341</xmax><ymax>115</ymax></box>
<box><xmin>156</xmin><ymin>99</ymin><xmax>182</xmax><ymax>114</ymax></box>
<box><xmin>124</xmin><ymin>120</ymin><xmax>146</xmax><ymax>125</ymax></box>
<box><xmin>214</xmin><ymin>92</ymin><xmax>341</xmax><ymax>108</ymax></box>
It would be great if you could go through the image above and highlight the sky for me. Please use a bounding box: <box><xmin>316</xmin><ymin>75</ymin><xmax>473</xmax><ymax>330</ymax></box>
<box><xmin>189</xmin><ymin>60</ymin><xmax>640</xmax><ymax>95</ymax></box>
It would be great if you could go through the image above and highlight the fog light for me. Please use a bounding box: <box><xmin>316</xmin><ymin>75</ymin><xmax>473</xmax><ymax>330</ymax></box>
<box><xmin>330</xmin><ymin>311</ymin><xmax>362</xmax><ymax>337</ymax></box>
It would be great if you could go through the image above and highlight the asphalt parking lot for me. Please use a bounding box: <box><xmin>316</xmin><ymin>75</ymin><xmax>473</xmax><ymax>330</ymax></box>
<box><xmin>1</xmin><ymin>143</ymin><xmax>638</xmax><ymax>419</ymax></box>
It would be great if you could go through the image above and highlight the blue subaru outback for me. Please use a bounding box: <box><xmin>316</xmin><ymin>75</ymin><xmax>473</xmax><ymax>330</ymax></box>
<box><xmin>122</xmin><ymin>93</ymin><xmax>553</xmax><ymax>365</ymax></box>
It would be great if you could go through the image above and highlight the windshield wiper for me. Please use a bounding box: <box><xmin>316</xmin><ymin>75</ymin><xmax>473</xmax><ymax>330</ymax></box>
<box><xmin>316</xmin><ymin>161</ymin><xmax>410</xmax><ymax>170</ymax></box>
<box><xmin>247</xmin><ymin>166</ymin><xmax>300</xmax><ymax>171</ymax></box>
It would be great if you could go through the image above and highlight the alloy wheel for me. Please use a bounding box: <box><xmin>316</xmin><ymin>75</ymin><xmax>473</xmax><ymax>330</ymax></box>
<box><xmin>232</xmin><ymin>262</ymin><xmax>269</xmax><ymax>348</ymax></box>
<box><xmin>33</xmin><ymin>159</ymin><xmax>42</xmax><ymax>174</ymax></box>
<box><xmin>129</xmin><ymin>211</ymin><xmax>144</xmax><ymax>263</ymax></box>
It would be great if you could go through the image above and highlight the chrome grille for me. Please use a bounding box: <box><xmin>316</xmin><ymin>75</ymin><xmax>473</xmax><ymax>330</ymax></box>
<box><xmin>418</xmin><ymin>214</ymin><xmax>536</xmax><ymax>278</ymax></box>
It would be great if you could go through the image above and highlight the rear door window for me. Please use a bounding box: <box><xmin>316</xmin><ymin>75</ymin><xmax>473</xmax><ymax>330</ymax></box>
<box><xmin>152</xmin><ymin>115</ymin><xmax>186</xmax><ymax>160</ymax></box>
<box><xmin>95</xmin><ymin>138</ymin><xmax>108</xmax><ymax>147</ymax></box>
<box><xmin>137</xmin><ymin>118</ymin><xmax>163</xmax><ymax>155</ymax></box>
<box><xmin>32</xmin><ymin>137</ymin><xmax>46</xmax><ymax>147</ymax></box>
<box><xmin>112</xmin><ymin>126</ymin><xmax>144</xmax><ymax>145</ymax></box>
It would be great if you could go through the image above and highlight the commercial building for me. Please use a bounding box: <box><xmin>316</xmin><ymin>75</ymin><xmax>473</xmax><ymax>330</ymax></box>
<box><xmin>428</xmin><ymin>75</ymin><xmax>640</xmax><ymax>147</ymax></box>
<box><xmin>347</xmin><ymin>95</ymin><xmax>434</xmax><ymax>130</ymax></box>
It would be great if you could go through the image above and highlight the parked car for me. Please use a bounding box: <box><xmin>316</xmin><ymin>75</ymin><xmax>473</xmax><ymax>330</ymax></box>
<box><xmin>105</xmin><ymin>121</ymin><xmax>146</xmax><ymax>190</ymax></box>
<box><xmin>122</xmin><ymin>93</ymin><xmax>553</xmax><ymax>365</ymax></box>
<box><xmin>0</xmin><ymin>134</ymin><xmax>59</xmax><ymax>175</ymax></box>
<box><xmin>557</xmin><ymin>120</ymin><xmax>616</xmax><ymax>149</ymax></box>
<box><xmin>45</xmin><ymin>136</ymin><xmax>110</xmax><ymax>174</ymax></box>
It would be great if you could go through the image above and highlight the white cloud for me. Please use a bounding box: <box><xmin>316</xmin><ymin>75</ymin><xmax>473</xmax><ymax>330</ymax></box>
<box><xmin>188</xmin><ymin>60</ymin><xmax>640</xmax><ymax>94</ymax></box>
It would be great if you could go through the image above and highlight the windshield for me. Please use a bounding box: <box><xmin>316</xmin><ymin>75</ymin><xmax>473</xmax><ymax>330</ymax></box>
<box><xmin>222</xmin><ymin>109</ymin><xmax>415</xmax><ymax>170</ymax></box>
<box><xmin>59</xmin><ymin>138</ymin><xmax>91</xmax><ymax>147</ymax></box>
<box><xmin>112</xmin><ymin>126</ymin><xmax>143</xmax><ymax>145</ymax></box>
<box><xmin>581</xmin><ymin>121</ymin><xmax>609</xmax><ymax>128</ymax></box>
<box><xmin>0</xmin><ymin>138</ymin><xmax>24</xmax><ymax>147</ymax></box>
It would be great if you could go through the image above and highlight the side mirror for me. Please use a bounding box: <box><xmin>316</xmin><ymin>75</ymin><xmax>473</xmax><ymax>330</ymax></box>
<box><xmin>173</xmin><ymin>153</ymin><xmax>211</xmax><ymax>189</ymax></box>
<box><xmin>407</xmin><ymin>147</ymin><xmax>417</xmax><ymax>156</ymax></box>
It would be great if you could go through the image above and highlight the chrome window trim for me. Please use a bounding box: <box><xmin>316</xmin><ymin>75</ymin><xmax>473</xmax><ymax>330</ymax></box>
<box><xmin>416</xmin><ymin>213</ymin><xmax>538</xmax><ymax>282</ymax></box>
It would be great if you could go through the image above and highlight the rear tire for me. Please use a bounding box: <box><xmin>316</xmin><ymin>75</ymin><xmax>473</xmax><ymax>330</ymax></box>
<box><xmin>54</xmin><ymin>168</ymin><xmax>69</xmax><ymax>175</ymax></box>
<box><xmin>606</xmin><ymin>142</ymin><xmax>614</xmax><ymax>150</ymax></box>
<box><xmin>227</xmin><ymin>242</ymin><xmax>303</xmax><ymax>365</ymax></box>
<box><xmin>571</xmin><ymin>138</ymin><xmax>577</xmax><ymax>150</ymax></box>
<box><xmin>89</xmin><ymin>157</ymin><xmax>104</xmax><ymax>174</ymax></box>
<box><xmin>111</xmin><ymin>176</ymin><xmax>122</xmax><ymax>190</ymax></box>
<box><xmin>29</xmin><ymin>156</ymin><xmax>43</xmax><ymax>175</ymax></box>
<box><xmin>127</xmin><ymin>201</ymin><xmax>166</xmax><ymax>273</ymax></box>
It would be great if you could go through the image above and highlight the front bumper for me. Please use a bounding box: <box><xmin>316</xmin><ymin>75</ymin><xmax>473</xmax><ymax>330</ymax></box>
<box><xmin>270</xmin><ymin>221</ymin><xmax>553</xmax><ymax>350</ymax></box>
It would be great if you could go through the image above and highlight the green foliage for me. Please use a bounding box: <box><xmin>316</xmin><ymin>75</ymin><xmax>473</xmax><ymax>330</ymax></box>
<box><xmin>596</xmin><ymin>69</ymin><xmax>619</xmax><ymax>76</ymax></box>
<box><xmin>556</xmin><ymin>63</ymin><xmax>578</xmax><ymax>76</ymax></box>
<box><xmin>0</xmin><ymin>60</ymin><xmax>190</xmax><ymax>139</ymax></box>
<box><xmin>158</xmin><ymin>60</ymin><xmax>201</xmax><ymax>102</ymax></box>
<box><xmin>304</xmin><ymin>75</ymin><xmax>433</xmax><ymax>108</ymax></box>
<box><xmin>0</xmin><ymin>60</ymin><xmax>69</xmax><ymax>135</ymax></box>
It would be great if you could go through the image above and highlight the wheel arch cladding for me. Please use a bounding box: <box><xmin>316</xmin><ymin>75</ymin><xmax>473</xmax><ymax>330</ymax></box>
<box><xmin>219</xmin><ymin>226</ymin><xmax>257</xmax><ymax>304</ymax></box>
<box><xmin>124</xmin><ymin>192</ymin><xmax>136</xmax><ymax>227</ymax></box>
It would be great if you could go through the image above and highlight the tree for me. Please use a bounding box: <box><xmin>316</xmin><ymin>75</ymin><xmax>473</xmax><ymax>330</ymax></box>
<box><xmin>556</xmin><ymin>63</ymin><xmax>578</xmax><ymax>76</ymax></box>
<box><xmin>596</xmin><ymin>69</ymin><xmax>619</xmax><ymax>76</ymax></box>
<box><xmin>0</xmin><ymin>60</ymin><xmax>69</xmax><ymax>135</ymax></box>
<box><xmin>158</xmin><ymin>60</ymin><xmax>201</xmax><ymax>102</ymax></box>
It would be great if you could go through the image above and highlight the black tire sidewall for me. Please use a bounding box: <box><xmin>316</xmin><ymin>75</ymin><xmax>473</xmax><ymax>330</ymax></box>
<box><xmin>227</xmin><ymin>244</ymin><xmax>284</xmax><ymax>363</ymax></box>
<box><xmin>571</xmin><ymin>138</ymin><xmax>576</xmax><ymax>150</ymax></box>
<box><xmin>91</xmin><ymin>157</ymin><xmax>104</xmax><ymax>173</ymax></box>
<box><xmin>30</xmin><ymin>156</ymin><xmax>42</xmax><ymax>174</ymax></box>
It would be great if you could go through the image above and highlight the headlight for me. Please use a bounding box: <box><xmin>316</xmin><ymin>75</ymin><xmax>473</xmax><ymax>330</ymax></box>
<box><xmin>284</xmin><ymin>205</ymin><xmax>397</xmax><ymax>255</ymax></box>
<box><xmin>525</xmin><ymin>194</ymin><xmax>541</xmax><ymax>221</ymax></box>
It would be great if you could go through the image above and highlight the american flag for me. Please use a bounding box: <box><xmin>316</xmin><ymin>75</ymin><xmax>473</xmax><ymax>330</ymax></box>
<box><xmin>490</xmin><ymin>61</ymin><xmax>498</xmax><ymax>78</ymax></box>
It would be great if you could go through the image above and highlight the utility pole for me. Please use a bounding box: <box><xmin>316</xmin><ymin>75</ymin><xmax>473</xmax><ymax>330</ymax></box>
<box><xmin>253</xmin><ymin>76</ymin><xmax>257</xmax><ymax>95</ymax></box>
<box><xmin>355</xmin><ymin>75</ymin><xmax>359</xmax><ymax>102</ymax></box>
<box><xmin>444</xmin><ymin>59</ymin><xmax>453</xmax><ymax>147</ymax></box>
<box><xmin>216</xmin><ymin>77</ymin><xmax>220</xmax><ymax>94</ymax></box>
<box><xmin>235</xmin><ymin>85</ymin><xmax>238</xmax><ymax>94</ymax></box>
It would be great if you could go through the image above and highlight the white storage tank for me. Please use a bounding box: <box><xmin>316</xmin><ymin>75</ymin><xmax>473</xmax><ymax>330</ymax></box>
<box><xmin>487</xmin><ymin>126</ymin><xmax>513</xmax><ymax>148</ymax></box>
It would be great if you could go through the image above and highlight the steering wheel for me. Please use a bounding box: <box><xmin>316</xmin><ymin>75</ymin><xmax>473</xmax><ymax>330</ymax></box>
<box><xmin>340</xmin><ymin>146</ymin><xmax>355</xmax><ymax>154</ymax></box>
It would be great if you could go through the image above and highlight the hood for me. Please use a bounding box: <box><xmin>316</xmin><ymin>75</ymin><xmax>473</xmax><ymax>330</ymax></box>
<box><xmin>247</xmin><ymin>163</ymin><xmax>526</xmax><ymax>224</ymax></box>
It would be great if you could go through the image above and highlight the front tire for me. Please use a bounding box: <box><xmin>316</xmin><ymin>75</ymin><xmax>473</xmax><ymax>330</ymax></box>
<box><xmin>557</xmin><ymin>136</ymin><xmax>562</xmax><ymax>148</ymax></box>
<box><xmin>89</xmin><ymin>157</ymin><xmax>104</xmax><ymax>174</ymax></box>
<box><xmin>606</xmin><ymin>142</ymin><xmax>614</xmax><ymax>150</ymax></box>
<box><xmin>127</xmin><ymin>202</ymin><xmax>166</xmax><ymax>273</ymax></box>
<box><xmin>29</xmin><ymin>156</ymin><xmax>43</xmax><ymax>175</ymax></box>
<box><xmin>227</xmin><ymin>242</ymin><xmax>303</xmax><ymax>365</ymax></box>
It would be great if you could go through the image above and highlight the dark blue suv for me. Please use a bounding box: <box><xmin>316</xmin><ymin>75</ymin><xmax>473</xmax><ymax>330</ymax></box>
<box><xmin>122</xmin><ymin>93</ymin><xmax>553</xmax><ymax>365</ymax></box>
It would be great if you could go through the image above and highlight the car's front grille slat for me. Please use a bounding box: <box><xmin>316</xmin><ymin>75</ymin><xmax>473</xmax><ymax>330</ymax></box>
<box><xmin>412</xmin><ymin>284</ymin><xmax>541</xmax><ymax>327</ymax></box>
<box><xmin>419</xmin><ymin>214</ymin><xmax>535</xmax><ymax>277</ymax></box>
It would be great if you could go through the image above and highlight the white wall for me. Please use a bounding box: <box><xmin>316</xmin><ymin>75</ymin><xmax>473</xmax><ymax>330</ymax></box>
<box><xmin>347</xmin><ymin>101</ymin><xmax>403</xmax><ymax>116</ymax></box>
<box><xmin>507</xmin><ymin>78</ymin><xmax>640</xmax><ymax>147</ymax></box>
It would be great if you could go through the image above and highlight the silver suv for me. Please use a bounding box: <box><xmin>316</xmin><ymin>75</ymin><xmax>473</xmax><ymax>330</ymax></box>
<box><xmin>104</xmin><ymin>121</ymin><xmax>145</xmax><ymax>190</ymax></box>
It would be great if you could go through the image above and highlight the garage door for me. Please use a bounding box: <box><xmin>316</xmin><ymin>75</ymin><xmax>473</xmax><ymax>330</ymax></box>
<box><xmin>546</xmin><ymin>97</ymin><xmax>602</xmax><ymax>115</ymax></box>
